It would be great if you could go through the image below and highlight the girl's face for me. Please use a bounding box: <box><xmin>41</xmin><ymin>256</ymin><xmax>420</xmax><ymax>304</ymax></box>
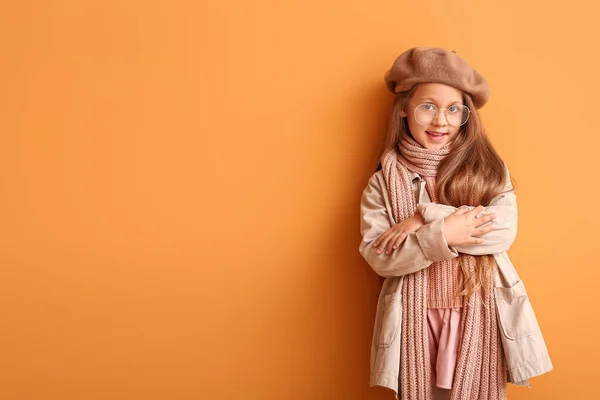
<box><xmin>401</xmin><ymin>83</ymin><xmax>465</xmax><ymax>150</ymax></box>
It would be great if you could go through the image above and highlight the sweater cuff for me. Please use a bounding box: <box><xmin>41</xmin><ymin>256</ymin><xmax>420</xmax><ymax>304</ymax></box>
<box><xmin>416</xmin><ymin>218</ymin><xmax>458</xmax><ymax>262</ymax></box>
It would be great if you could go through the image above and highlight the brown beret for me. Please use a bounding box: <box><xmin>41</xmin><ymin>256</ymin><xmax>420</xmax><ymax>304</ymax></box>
<box><xmin>384</xmin><ymin>47</ymin><xmax>490</xmax><ymax>108</ymax></box>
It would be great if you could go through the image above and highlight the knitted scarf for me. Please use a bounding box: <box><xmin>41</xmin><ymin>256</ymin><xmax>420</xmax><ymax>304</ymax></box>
<box><xmin>381</xmin><ymin>135</ymin><xmax>506</xmax><ymax>400</ymax></box>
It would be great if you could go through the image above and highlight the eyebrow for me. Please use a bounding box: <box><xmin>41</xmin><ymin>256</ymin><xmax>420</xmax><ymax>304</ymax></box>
<box><xmin>417</xmin><ymin>97</ymin><xmax>464</xmax><ymax>106</ymax></box>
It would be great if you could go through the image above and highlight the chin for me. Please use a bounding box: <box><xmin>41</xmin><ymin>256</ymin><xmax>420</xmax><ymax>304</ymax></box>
<box><xmin>429</xmin><ymin>142</ymin><xmax>447</xmax><ymax>149</ymax></box>
<box><xmin>420</xmin><ymin>141</ymin><xmax>445</xmax><ymax>150</ymax></box>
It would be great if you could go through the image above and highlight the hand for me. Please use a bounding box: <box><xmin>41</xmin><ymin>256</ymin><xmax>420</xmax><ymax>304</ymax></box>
<box><xmin>443</xmin><ymin>206</ymin><xmax>497</xmax><ymax>247</ymax></box>
<box><xmin>373</xmin><ymin>213</ymin><xmax>424</xmax><ymax>255</ymax></box>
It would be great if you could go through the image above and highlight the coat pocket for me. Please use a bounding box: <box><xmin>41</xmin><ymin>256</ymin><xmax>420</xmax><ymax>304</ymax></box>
<box><xmin>494</xmin><ymin>280</ymin><xmax>537</xmax><ymax>340</ymax></box>
<box><xmin>377</xmin><ymin>294</ymin><xmax>401</xmax><ymax>348</ymax></box>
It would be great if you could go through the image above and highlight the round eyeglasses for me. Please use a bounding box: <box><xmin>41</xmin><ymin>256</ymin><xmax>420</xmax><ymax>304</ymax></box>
<box><xmin>413</xmin><ymin>103</ymin><xmax>471</xmax><ymax>126</ymax></box>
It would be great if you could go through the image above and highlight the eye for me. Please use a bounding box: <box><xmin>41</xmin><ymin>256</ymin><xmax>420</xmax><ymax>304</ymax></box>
<box><xmin>448</xmin><ymin>105</ymin><xmax>461</xmax><ymax>113</ymax></box>
<box><xmin>422</xmin><ymin>103</ymin><xmax>436</xmax><ymax>111</ymax></box>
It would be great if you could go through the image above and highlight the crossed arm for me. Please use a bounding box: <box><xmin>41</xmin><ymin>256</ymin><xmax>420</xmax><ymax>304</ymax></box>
<box><xmin>359</xmin><ymin>168</ymin><xmax>517</xmax><ymax>278</ymax></box>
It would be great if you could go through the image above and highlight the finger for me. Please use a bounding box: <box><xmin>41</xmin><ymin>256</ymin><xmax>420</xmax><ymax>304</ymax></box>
<box><xmin>474</xmin><ymin>213</ymin><xmax>496</xmax><ymax>227</ymax></box>
<box><xmin>466</xmin><ymin>205</ymin><xmax>484</xmax><ymax>219</ymax></box>
<box><xmin>386</xmin><ymin>233</ymin><xmax>401</xmax><ymax>254</ymax></box>
<box><xmin>467</xmin><ymin>236</ymin><xmax>485</xmax><ymax>245</ymax></box>
<box><xmin>373</xmin><ymin>230</ymin><xmax>391</xmax><ymax>248</ymax></box>
<box><xmin>392</xmin><ymin>232</ymin><xmax>408</xmax><ymax>250</ymax></box>
<box><xmin>478</xmin><ymin>213</ymin><xmax>497</xmax><ymax>222</ymax></box>
<box><xmin>474</xmin><ymin>224</ymin><xmax>496</xmax><ymax>236</ymax></box>
<box><xmin>451</xmin><ymin>207</ymin><xmax>470</xmax><ymax>215</ymax></box>
<box><xmin>377</xmin><ymin>232</ymin><xmax>394</xmax><ymax>254</ymax></box>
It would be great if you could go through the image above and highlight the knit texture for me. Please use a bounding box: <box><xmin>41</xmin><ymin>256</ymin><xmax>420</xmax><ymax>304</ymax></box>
<box><xmin>396</xmin><ymin>137</ymin><xmax>463</xmax><ymax>309</ymax></box>
<box><xmin>382</xmin><ymin>135</ymin><xmax>506</xmax><ymax>400</ymax></box>
<box><xmin>424</xmin><ymin>176</ymin><xmax>463</xmax><ymax>308</ymax></box>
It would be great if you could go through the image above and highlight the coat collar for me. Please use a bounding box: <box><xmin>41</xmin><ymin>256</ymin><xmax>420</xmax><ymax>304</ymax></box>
<box><xmin>409</xmin><ymin>170</ymin><xmax>422</xmax><ymax>182</ymax></box>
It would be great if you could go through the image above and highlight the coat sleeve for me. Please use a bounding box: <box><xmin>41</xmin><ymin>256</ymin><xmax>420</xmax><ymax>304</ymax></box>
<box><xmin>359</xmin><ymin>174</ymin><xmax>459</xmax><ymax>278</ymax></box>
<box><xmin>416</xmin><ymin>165</ymin><xmax>517</xmax><ymax>256</ymax></box>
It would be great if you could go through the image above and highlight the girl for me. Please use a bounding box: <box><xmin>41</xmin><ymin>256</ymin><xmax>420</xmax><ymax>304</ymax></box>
<box><xmin>359</xmin><ymin>47</ymin><xmax>552</xmax><ymax>400</ymax></box>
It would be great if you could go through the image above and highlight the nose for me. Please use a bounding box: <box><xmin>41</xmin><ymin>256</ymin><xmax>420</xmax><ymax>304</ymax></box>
<box><xmin>432</xmin><ymin>109</ymin><xmax>448</xmax><ymax>126</ymax></box>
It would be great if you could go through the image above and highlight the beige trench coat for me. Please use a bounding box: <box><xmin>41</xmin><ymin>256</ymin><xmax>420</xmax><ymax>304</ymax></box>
<box><xmin>359</xmin><ymin>167</ymin><xmax>552</xmax><ymax>396</ymax></box>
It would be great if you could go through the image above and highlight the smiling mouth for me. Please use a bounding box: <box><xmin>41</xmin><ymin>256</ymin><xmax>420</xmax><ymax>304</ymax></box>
<box><xmin>426</xmin><ymin>131</ymin><xmax>447</xmax><ymax>140</ymax></box>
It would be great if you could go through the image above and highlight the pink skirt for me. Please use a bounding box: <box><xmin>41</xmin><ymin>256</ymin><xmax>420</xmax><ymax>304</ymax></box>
<box><xmin>427</xmin><ymin>308</ymin><xmax>463</xmax><ymax>390</ymax></box>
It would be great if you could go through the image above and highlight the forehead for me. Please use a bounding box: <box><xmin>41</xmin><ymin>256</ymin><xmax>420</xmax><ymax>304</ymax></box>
<box><xmin>412</xmin><ymin>83</ymin><xmax>463</xmax><ymax>103</ymax></box>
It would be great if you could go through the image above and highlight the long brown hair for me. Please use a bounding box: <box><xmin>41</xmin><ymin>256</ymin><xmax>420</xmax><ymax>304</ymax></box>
<box><xmin>377</xmin><ymin>86</ymin><xmax>509</xmax><ymax>297</ymax></box>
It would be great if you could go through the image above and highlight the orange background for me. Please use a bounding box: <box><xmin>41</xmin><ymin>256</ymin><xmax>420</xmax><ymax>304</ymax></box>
<box><xmin>1</xmin><ymin>1</ymin><xmax>598</xmax><ymax>399</ymax></box>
